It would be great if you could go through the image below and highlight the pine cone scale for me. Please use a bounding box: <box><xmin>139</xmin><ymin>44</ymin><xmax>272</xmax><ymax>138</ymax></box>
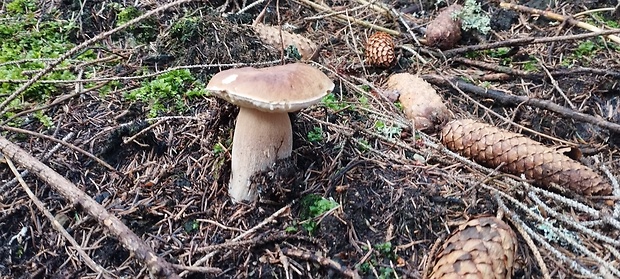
<box><xmin>429</xmin><ymin>217</ymin><xmax>518</xmax><ymax>279</ymax></box>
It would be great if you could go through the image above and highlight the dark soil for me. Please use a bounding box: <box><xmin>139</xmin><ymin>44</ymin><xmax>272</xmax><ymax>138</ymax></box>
<box><xmin>1</xmin><ymin>0</ymin><xmax>620</xmax><ymax>278</ymax></box>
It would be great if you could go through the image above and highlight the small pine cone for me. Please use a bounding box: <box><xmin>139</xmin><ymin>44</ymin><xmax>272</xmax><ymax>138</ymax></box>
<box><xmin>441</xmin><ymin>119</ymin><xmax>612</xmax><ymax>195</ymax></box>
<box><xmin>253</xmin><ymin>23</ymin><xmax>318</xmax><ymax>61</ymax></box>
<box><xmin>365</xmin><ymin>32</ymin><xmax>396</xmax><ymax>68</ymax></box>
<box><xmin>429</xmin><ymin>217</ymin><xmax>518</xmax><ymax>279</ymax></box>
<box><xmin>425</xmin><ymin>4</ymin><xmax>463</xmax><ymax>50</ymax></box>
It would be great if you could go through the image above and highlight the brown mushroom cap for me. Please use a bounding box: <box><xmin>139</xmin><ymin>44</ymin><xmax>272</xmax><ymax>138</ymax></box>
<box><xmin>205</xmin><ymin>63</ymin><xmax>334</xmax><ymax>202</ymax></box>
<box><xmin>206</xmin><ymin>63</ymin><xmax>334</xmax><ymax>112</ymax></box>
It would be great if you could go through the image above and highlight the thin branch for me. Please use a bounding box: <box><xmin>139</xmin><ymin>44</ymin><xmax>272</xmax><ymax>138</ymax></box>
<box><xmin>496</xmin><ymin>193</ymin><xmax>551</xmax><ymax>279</ymax></box>
<box><xmin>1</xmin><ymin>126</ymin><xmax>117</xmax><ymax>172</ymax></box>
<box><xmin>0</xmin><ymin>136</ymin><xmax>181</xmax><ymax>278</ymax></box>
<box><xmin>6</xmin><ymin>158</ymin><xmax>112</xmax><ymax>278</ymax></box>
<box><xmin>443</xmin><ymin>29</ymin><xmax>620</xmax><ymax>57</ymax></box>
<box><xmin>500</xmin><ymin>2</ymin><xmax>620</xmax><ymax>44</ymax></box>
<box><xmin>293</xmin><ymin>0</ymin><xmax>400</xmax><ymax>35</ymax></box>
<box><xmin>451</xmin><ymin>57</ymin><xmax>620</xmax><ymax>79</ymax></box>
<box><xmin>421</xmin><ymin>74</ymin><xmax>620</xmax><ymax>134</ymax></box>
<box><xmin>281</xmin><ymin>247</ymin><xmax>361</xmax><ymax>279</ymax></box>
<box><xmin>0</xmin><ymin>60</ymin><xmax>283</xmax><ymax>84</ymax></box>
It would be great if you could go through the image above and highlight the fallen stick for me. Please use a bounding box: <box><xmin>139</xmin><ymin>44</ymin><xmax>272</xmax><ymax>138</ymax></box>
<box><xmin>451</xmin><ymin>57</ymin><xmax>620</xmax><ymax>79</ymax></box>
<box><xmin>0</xmin><ymin>136</ymin><xmax>180</xmax><ymax>278</ymax></box>
<box><xmin>293</xmin><ymin>0</ymin><xmax>400</xmax><ymax>35</ymax></box>
<box><xmin>500</xmin><ymin>2</ymin><xmax>620</xmax><ymax>44</ymax></box>
<box><xmin>421</xmin><ymin>74</ymin><xmax>620</xmax><ymax>134</ymax></box>
<box><xmin>442</xmin><ymin>29</ymin><xmax>620</xmax><ymax>57</ymax></box>
<box><xmin>6</xmin><ymin>158</ymin><xmax>111</xmax><ymax>278</ymax></box>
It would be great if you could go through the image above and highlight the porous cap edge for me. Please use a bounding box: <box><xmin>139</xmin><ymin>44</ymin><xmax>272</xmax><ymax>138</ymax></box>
<box><xmin>206</xmin><ymin>63</ymin><xmax>335</xmax><ymax>112</ymax></box>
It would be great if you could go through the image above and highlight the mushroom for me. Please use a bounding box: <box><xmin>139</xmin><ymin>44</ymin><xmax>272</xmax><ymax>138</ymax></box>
<box><xmin>206</xmin><ymin>63</ymin><xmax>334</xmax><ymax>203</ymax></box>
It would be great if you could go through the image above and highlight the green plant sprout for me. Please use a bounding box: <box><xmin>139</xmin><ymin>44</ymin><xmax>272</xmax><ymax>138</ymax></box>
<box><xmin>6</xmin><ymin>0</ymin><xmax>37</xmax><ymax>14</ymax></box>
<box><xmin>109</xmin><ymin>3</ymin><xmax>158</xmax><ymax>43</ymax></box>
<box><xmin>212</xmin><ymin>142</ymin><xmax>226</xmax><ymax>155</ymax></box>
<box><xmin>285</xmin><ymin>225</ymin><xmax>298</xmax><ymax>233</ymax></box>
<box><xmin>374</xmin><ymin>120</ymin><xmax>403</xmax><ymax>139</ymax></box>
<box><xmin>356</xmin><ymin>138</ymin><xmax>371</xmax><ymax>152</ymax></box>
<box><xmin>170</xmin><ymin>16</ymin><xmax>203</xmax><ymax>44</ymax></box>
<box><xmin>125</xmin><ymin>69</ymin><xmax>206</xmax><ymax>118</ymax></box>
<box><xmin>589</xmin><ymin>12</ymin><xmax>620</xmax><ymax>29</ymax></box>
<box><xmin>183</xmin><ymin>219</ymin><xmax>199</xmax><ymax>233</ymax></box>
<box><xmin>298</xmin><ymin>194</ymin><xmax>339</xmax><ymax>234</ymax></box>
<box><xmin>33</xmin><ymin>111</ymin><xmax>54</xmax><ymax>129</ymax></box>
<box><xmin>355</xmin><ymin>241</ymin><xmax>399</xmax><ymax>278</ymax></box>
<box><xmin>307</xmin><ymin>126</ymin><xmax>324</xmax><ymax>143</ymax></box>
<box><xmin>321</xmin><ymin>93</ymin><xmax>349</xmax><ymax>111</ymax></box>
<box><xmin>561</xmin><ymin>39</ymin><xmax>606</xmax><ymax>67</ymax></box>
<box><xmin>521</xmin><ymin>59</ymin><xmax>538</xmax><ymax>72</ymax></box>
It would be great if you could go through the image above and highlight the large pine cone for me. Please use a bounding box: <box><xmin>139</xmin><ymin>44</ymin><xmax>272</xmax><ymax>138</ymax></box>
<box><xmin>441</xmin><ymin>119</ymin><xmax>612</xmax><ymax>195</ymax></box>
<box><xmin>429</xmin><ymin>217</ymin><xmax>518</xmax><ymax>279</ymax></box>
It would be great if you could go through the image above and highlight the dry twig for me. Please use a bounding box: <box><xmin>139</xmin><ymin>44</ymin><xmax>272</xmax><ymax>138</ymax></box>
<box><xmin>0</xmin><ymin>136</ymin><xmax>181</xmax><ymax>278</ymax></box>
<box><xmin>500</xmin><ymin>2</ymin><xmax>620</xmax><ymax>44</ymax></box>
<box><xmin>5</xmin><ymin>157</ymin><xmax>111</xmax><ymax>278</ymax></box>
<box><xmin>442</xmin><ymin>29</ymin><xmax>620</xmax><ymax>57</ymax></box>
<box><xmin>293</xmin><ymin>0</ymin><xmax>399</xmax><ymax>35</ymax></box>
<box><xmin>422</xmin><ymin>74</ymin><xmax>620</xmax><ymax>134</ymax></box>
<box><xmin>281</xmin><ymin>247</ymin><xmax>361</xmax><ymax>279</ymax></box>
<box><xmin>0</xmin><ymin>126</ymin><xmax>117</xmax><ymax>172</ymax></box>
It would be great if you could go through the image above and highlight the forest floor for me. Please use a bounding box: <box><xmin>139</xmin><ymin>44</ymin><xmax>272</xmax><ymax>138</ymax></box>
<box><xmin>1</xmin><ymin>0</ymin><xmax>620</xmax><ymax>278</ymax></box>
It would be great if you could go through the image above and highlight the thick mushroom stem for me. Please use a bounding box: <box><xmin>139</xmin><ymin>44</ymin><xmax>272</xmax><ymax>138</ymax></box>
<box><xmin>229</xmin><ymin>107</ymin><xmax>293</xmax><ymax>202</ymax></box>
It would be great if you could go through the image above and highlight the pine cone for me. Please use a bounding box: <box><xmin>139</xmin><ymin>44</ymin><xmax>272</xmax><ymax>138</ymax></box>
<box><xmin>253</xmin><ymin>24</ymin><xmax>318</xmax><ymax>61</ymax></box>
<box><xmin>425</xmin><ymin>4</ymin><xmax>463</xmax><ymax>50</ymax></box>
<box><xmin>386</xmin><ymin>73</ymin><xmax>452</xmax><ymax>132</ymax></box>
<box><xmin>429</xmin><ymin>217</ymin><xmax>518</xmax><ymax>279</ymax></box>
<box><xmin>365</xmin><ymin>32</ymin><xmax>396</xmax><ymax>68</ymax></box>
<box><xmin>441</xmin><ymin>119</ymin><xmax>612</xmax><ymax>195</ymax></box>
